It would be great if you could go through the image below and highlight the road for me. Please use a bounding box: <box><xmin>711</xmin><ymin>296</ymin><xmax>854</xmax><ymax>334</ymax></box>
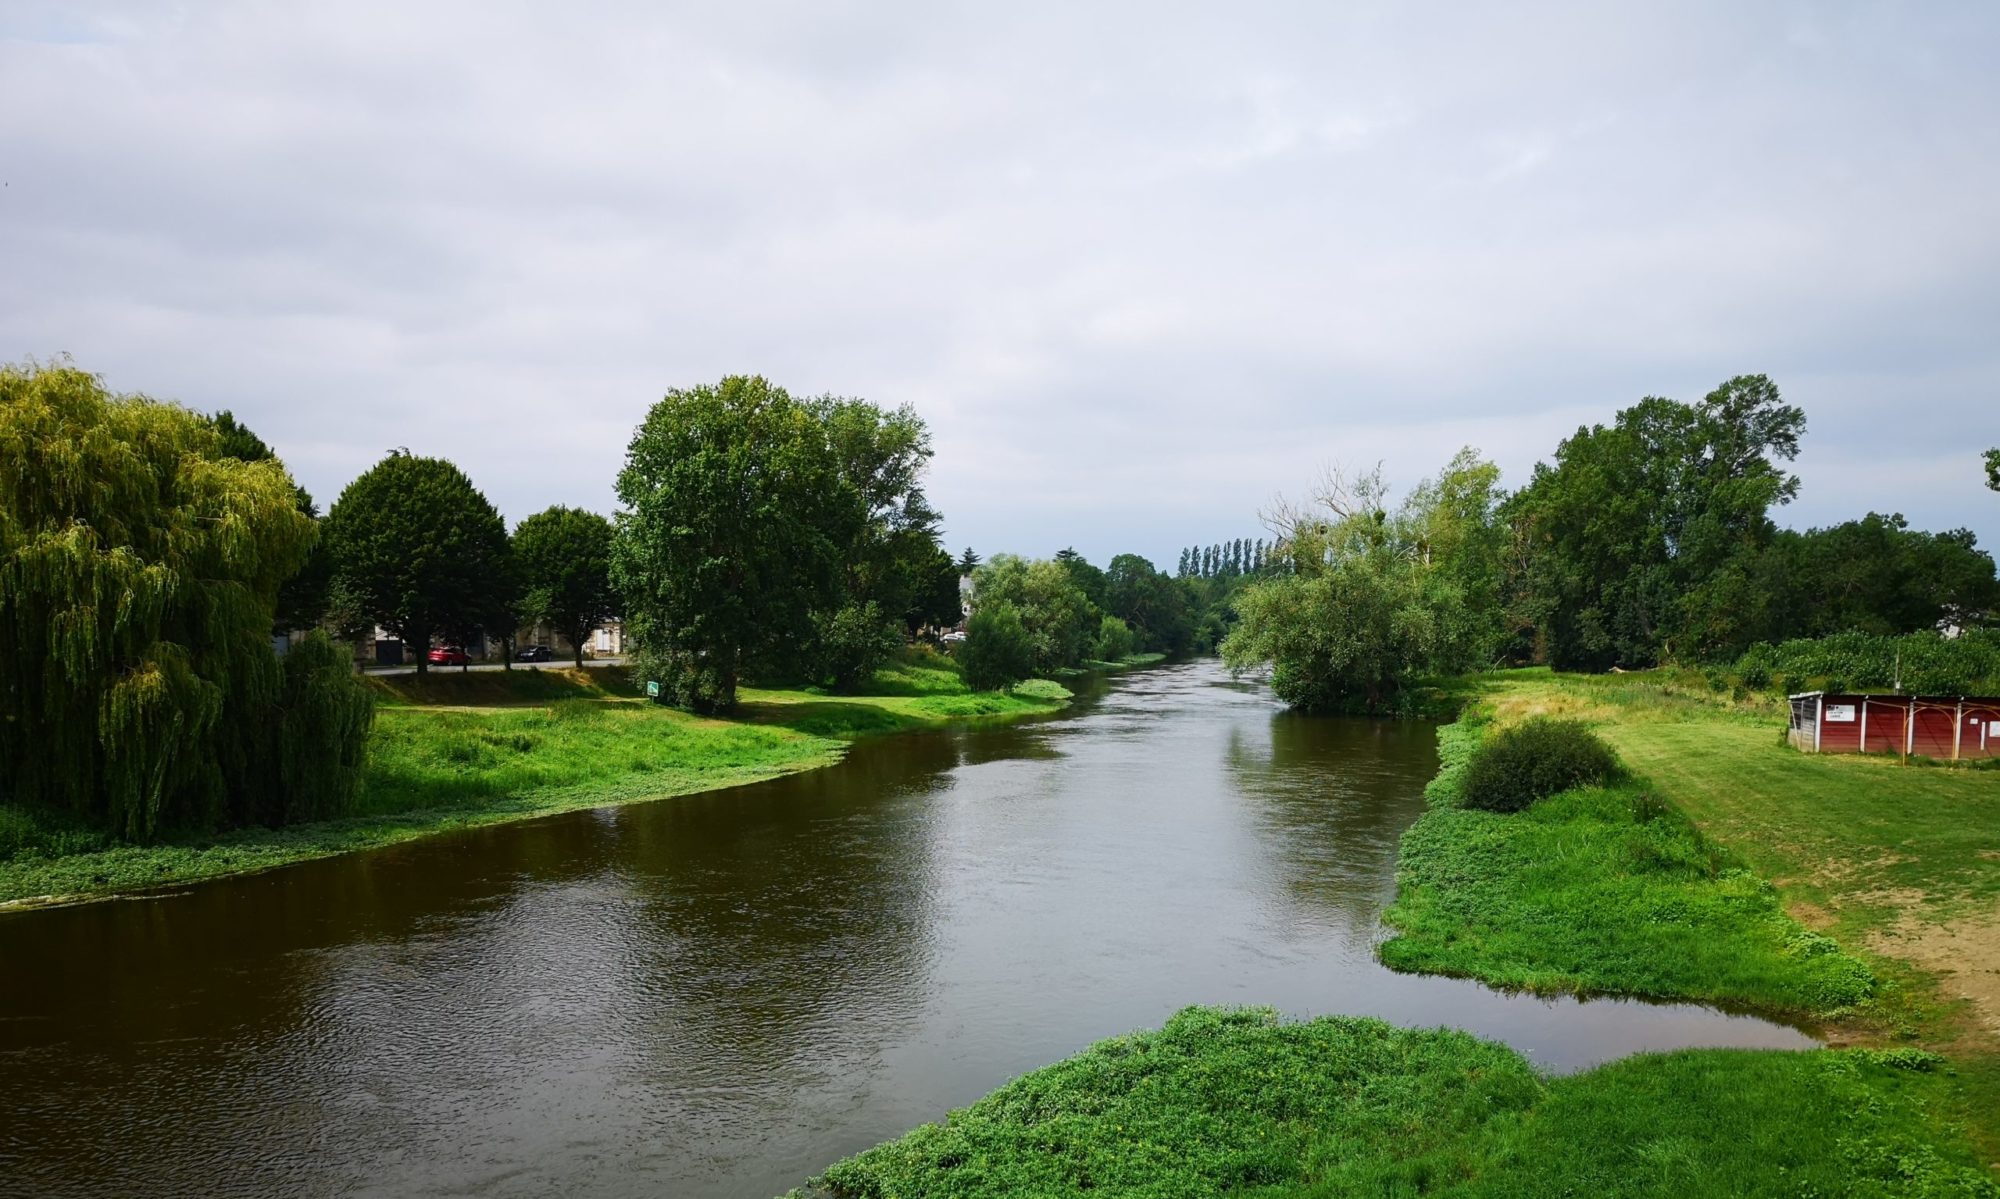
<box><xmin>361</xmin><ymin>656</ymin><xmax>628</xmax><ymax>678</ymax></box>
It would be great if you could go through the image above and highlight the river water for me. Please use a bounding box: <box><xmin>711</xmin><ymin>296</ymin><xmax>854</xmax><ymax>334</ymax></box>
<box><xmin>0</xmin><ymin>660</ymin><xmax>1812</xmax><ymax>1198</ymax></box>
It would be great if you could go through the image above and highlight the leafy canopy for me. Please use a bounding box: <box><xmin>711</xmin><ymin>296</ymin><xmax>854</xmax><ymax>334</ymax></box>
<box><xmin>324</xmin><ymin>451</ymin><xmax>514</xmax><ymax>674</ymax></box>
<box><xmin>0</xmin><ymin>360</ymin><xmax>372</xmax><ymax>838</ymax></box>
<box><xmin>513</xmin><ymin>505</ymin><xmax>616</xmax><ymax>667</ymax></box>
<box><xmin>612</xmin><ymin>376</ymin><xmax>861</xmax><ymax>711</ymax></box>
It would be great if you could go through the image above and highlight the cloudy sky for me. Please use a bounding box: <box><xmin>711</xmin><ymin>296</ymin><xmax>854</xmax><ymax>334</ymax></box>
<box><xmin>5</xmin><ymin>2</ymin><xmax>1998</xmax><ymax>565</ymax></box>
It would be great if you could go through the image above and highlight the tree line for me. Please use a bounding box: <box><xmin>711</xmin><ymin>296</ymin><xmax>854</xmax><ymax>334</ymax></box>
<box><xmin>1176</xmin><ymin>539</ymin><xmax>1276</xmax><ymax>579</ymax></box>
<box><xmin>0</xmin><ymin>363</ymin><xmax>963</xmax><ymax>842</ymax></box>
<box><xmin>1225</xmin><ymin>376</ymin><xmax>2000</xmax><ymax>711</ymax></box>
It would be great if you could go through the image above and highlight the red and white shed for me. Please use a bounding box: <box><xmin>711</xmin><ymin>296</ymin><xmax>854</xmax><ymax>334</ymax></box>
<box><xmin>1786</xmin><ymin>692</ymin><xmax>2000</xmax><ymax>760</ymax></box>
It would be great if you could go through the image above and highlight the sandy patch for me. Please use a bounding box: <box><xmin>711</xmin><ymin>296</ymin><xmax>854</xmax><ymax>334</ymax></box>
<box><xmin>1869</xmin><ymin>907</ymin><xmax>2000</xmax><ymax>1039</ymax></box>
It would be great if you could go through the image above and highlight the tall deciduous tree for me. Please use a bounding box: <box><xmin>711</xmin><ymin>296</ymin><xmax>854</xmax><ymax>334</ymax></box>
<box><xmin>0</xmin><ymin>360</ymin><xmax>372</xmax><ymax>838</ymax></box>
<box><xmin>1986</xmin><ymin>448</ymin><xmax>1999</xmax><ymax>492</ymax></box>
<box><xmin>1504</xmin><ymin>375</ymin><xmax>1804</xmax><ymax>669</ymax></box>
<box><xmin>818</xmin><ymin>398</ymin><xmax>943</xmax><ymax>687</ymax></box>
<box><xmin>324</xmin><ymin>451</ymin><xmax>513</xmax><ymax>676</ymax></box>
<box><xmin>1224</xmin><ymin>453</ymin><xmax>1505</xmax><ymax>712</ymax></box>
<box><xmin>613</xmin><ymin>376</ymin><xmax>859</xmax><ymax>711</ymax></box>
<box><xmin>972</xmin><ymin>554</ymin><xmax>1100</xmax><ymax>672</ymax></box>
<box><xmin>514</xmin><ymin>505</ymin><xmax>617</xmax><ymax>668</ymax></box>
<box><xmin>1105</xmin><ymin>553</ymin><xmax>1195</xmax><ymax>655</ymax></box>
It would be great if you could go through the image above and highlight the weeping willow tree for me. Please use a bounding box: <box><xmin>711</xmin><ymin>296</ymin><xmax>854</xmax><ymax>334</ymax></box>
<box><xmin>0</xmin><ymin>360</ymin><xmax>374</xmax><ymax>840</ymax></box>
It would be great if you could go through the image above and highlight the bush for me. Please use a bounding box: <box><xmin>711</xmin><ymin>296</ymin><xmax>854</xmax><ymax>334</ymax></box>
<box><xmin>1459</xmin><ymin>718</ymin><xmax>1619</xmax><ymax>813</ymax></box>
<box><xmin>959</xmin><ymin>601</ymin><xmax>1035</xmax><ymax>692</ymax></box>
<box><xmin>812</xmin><ymin>601</ymin><xmax>904</xmax><ymax>693</ymax></box>
<box><xmin>1092</xmin><ymin>614</ymin><xmax>1135</xmax><ymax>663</ymax></box>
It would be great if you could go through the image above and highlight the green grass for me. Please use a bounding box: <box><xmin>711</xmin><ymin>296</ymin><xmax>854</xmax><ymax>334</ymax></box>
<box><xmin>789</xmin><ymin>1006</ymin><xmax>1998</xmax><ymax>1199</ymax></box>
<box><xmin>0</xmin><ymin>655</ymin><xmax>1071</xmax><ymax>908</ymax></box>
<box><xmin>1466</xmin><ymin>669</ymin><xmax>2000</xmax><ymax>1042</ymax></box>
<box><xmin>1381</xmin><ymin>716</ymin><xmax>1876</xmax><ymax>1016</ymax></box>
<box><xmin>1385</xmin><ymin>667</ymin><xmax>2000</xmax><ymax>1164</ymax></box>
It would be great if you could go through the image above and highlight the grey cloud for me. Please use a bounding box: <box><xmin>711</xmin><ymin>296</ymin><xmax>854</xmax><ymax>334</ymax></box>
<box><xmin>3</xmin><ymin>1</ymin><xmax>1997</xmax><ymax>567</ymax></box>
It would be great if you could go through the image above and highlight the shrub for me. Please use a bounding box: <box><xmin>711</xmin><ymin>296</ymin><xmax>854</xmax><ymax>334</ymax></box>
<box><xmin>1459</xmin><ymin>718</ymin><xmax>1619</xmax><ymax>813</ymax></box>
<box><xmin>1092</xmin><ymin>614</ymin><xmax>1135</xmax><ymax>663</ymax></box>
<box><xmin>811</xmin><ymin>601</ymin><xmax>904</xmax><ymax>693</ymax></box>
<box><xmin>959</xmin><ymin>601</ymin><xmax>1035</xmax><ymax>692</ymax></box>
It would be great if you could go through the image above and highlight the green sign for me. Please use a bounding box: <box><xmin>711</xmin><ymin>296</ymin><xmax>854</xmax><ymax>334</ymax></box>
<box><xmin>645</xmin><ymin>680</ymin><xmax>661</xmax><ymax>699</ymax></box>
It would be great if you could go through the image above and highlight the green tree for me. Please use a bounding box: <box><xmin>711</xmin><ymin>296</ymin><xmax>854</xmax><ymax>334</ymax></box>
<box><xmin>973</xmin><ymin>554</ymin><xmax>1100</xmax><ymax>671</ymax></box>
<box><xmin>513</xmin><ymin>505</ymin><xmax>616</xmax><ymax>668</ymax></box>
<box><xmin>1741</xmin><ymin>514</ymin><xmax>1997</xmax><ymax>641</ymax></box>
<box><xmin>958</xmin><ymin>546</ymin><xmax>982</xmax><ymax>574</ymax></box>
<box><xmin>1092</xmin><ymin>614</ymin><xmax>1135</xmax><ymax>662</ymax></box>
<box><xmin>324</xmin><ymin>451</ymin><xmax>513</xmax><ymax>676</ymax></box>
<box><xmin>959</xmin><ymin>600</ymin><xmax>1034</xmax><ymax>691</ymax></box>
<box><xmin>1986</xmin><ymin>448</ymin><xmax>1999</xmax><ymax>492</ymax></box>
<box><xmin>206</xmin><ymin>410</ymin><xmax>333</xmax><ymax>630</ymax></box>
<box><xmin>1224</xmin><ymin>455</ymin><xmax>1504</xmax><ymax>711</ymax></box>
<box><xmin>908</xmin><ymin>545</ymin><xmax>964</xmax><ymax>634</ymax></box>
<box><xmin>1106</xmin><ymin>553</ymin><xmax>1195</xmax><ymax>655</ymax></box>
<box><xmin>0</xmin><ymin>360</ymin><xmax>373</xmax><ymax>839</ymax></box>
<box><xmin>817</xmin><ymin>398</ymin><xmax>941</xmax><ymax>683</ymax></box>
<box><xmin>612</xmin><ymin>376</ymin><xmax>859</xmax><ymax>711</ymax></box>
<box><xmin>1505</xmin><ymin>375</ymin><xmax>1804</xmax><ymax>669</ymax></box>
<box><xmin>813</xmin><ymin>600</ymin><xmax>907</xmax><ymax>693</ymax></box>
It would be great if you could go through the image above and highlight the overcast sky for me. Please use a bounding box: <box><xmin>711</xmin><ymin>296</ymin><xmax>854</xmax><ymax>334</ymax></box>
<box><xmin>5</xmin><ymin>2</ymin><xmax>1998</xmax><ymax>566</ymax></box>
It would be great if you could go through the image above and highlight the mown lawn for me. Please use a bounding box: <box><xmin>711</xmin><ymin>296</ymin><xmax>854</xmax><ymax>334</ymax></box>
<box><xmin>1382</xmin><ymin>668</ymin><xmax>2000</xmax><ymax>1167</ymax></box>
<box><xmin>788</xmin><ymin>1006</ymin><xmax>1998</xmax><ymax>1199</ymax></box>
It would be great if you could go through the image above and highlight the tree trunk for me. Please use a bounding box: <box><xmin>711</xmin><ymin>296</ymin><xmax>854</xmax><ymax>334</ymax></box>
<box><xmin>572</xmin><ymin>623</ymin><xmax>585</xmax><ymax>670</ymax></box>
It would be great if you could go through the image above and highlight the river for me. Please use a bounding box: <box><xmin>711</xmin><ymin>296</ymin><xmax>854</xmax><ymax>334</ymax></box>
<box><xmin>0</xmin><ymin>659</ymin><xmax>1812</xmax><ymax>1198</ymax></box>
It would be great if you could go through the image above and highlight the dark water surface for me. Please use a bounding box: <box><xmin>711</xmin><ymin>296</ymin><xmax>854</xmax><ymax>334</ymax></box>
<box><xmin>0</xmin><ymin>660</ymin><xmax>1812</xmax><ymax>1198</ymax></box>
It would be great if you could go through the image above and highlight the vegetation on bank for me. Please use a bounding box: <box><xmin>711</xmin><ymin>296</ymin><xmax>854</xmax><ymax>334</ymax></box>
<box><xmin>1381</xmin><ymin>715</ymin><xmax>1877</xmax><ymax>1016</ymax></box>
<box><xmin>0</xmin><ymin>655</ymin><xmax>1072</xmax><ymax>908</ymax></box>
<box><xmin>1734</xmin><ymin>628</ymin><xmax>2000</xmax><ymax>695</ymax></box>
<box><xmin>789</xmin><ymin>1006</ymin><xmax>1998</xmax><ymax>1199</ymax></box>
<box><xmin>1221</xmin><ymin>374</ymin><xmax>1999</xmax><ymax>713</ymax></box>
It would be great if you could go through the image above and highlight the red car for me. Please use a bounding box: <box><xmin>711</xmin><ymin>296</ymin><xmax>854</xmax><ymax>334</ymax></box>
<box><xmin>427</xmin><ymin>646</ymin><xmax>471</xmax><ymax>666</ymax></box>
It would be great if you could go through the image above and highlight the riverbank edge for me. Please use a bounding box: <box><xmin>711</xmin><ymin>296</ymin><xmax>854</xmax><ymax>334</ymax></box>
<box><xmin>783</xmin><ymin>1006</ymin><xmax>1998</xmax><ymax>1198</ymax></box>
<box><xmin>0</xmin><ymin>684</ymin><xmax>1074</xmax><ymax>914</ymax></box>
<box><xmin>1374</xmin><ymin>711</ymin><xmax>1876</xmax><ymax>1022</ymax></box>
<box><xmin>1379</xmin><ymin>671</ymin><xmax>2000</xmax><ymax>1169</ymax></box>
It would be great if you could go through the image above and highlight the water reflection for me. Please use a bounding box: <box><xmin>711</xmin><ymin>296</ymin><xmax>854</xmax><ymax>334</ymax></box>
<box><xmin>0</xmin><ymin>660</ymin><xmax>1812</xmax><ymax>1199</ymax></box>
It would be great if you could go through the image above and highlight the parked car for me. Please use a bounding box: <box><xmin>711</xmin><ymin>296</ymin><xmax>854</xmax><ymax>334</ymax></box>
<box><xmin>516</xmin><ymin>645</ymin><xmax>553</xmax><ymax>662</ymax></box>
<box><xmin>427</xmin><ymin>646</ymin><xmax>471</xmax><ymax>666</ymax></box>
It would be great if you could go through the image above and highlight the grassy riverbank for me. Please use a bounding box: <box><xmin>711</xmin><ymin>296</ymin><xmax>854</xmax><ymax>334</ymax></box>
<box><xmin>1386</xmin><ymin>669</ymin><xmax>2000</xmax><ymax>1047</ymax></box>
<box><xmin>0</xmin><ymin>656</ymin><xmax>1071</xmax><ymax>908</ymax></box>
<box><xmin>789</xmin><ymin>665</ymin><xmax>2000</xmax><ymax>1195</ymax></box>
<box><xmin>1381</xmin><ymin>667</ymin><xmax>2000</xmax><ymax>1167</ymax></box>
<box><xmin>1379</xmin><ymin>718</ymin><xmax>1877</xmax><ymax>1018</ymax></box>
<box><xmin>789</xmin><ymin>1006</ymin><xmax>1997</xmax><ymax>1198</ymax></box>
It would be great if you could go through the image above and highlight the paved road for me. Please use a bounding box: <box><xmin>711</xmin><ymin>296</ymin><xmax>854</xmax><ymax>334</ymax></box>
<box><xmin>362</xmin><ymin>656</ymin><xmax>628</xmax><ymax>678</ymax></box>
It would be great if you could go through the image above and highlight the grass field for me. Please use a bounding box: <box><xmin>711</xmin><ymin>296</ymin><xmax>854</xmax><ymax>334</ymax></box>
<box><xmin>1381</xmin><ymin>667</ymin><xmax>2000</xmax><ymax>1170</ymax></box>
<box><xmin>0</xmin><ymin>657</ymin><xmax>1072</xmax><ymax>909</ymax></box>
<box><xmin>1380</xmin><ymin>720</ymin><xmax>1877</xmax><ymax>1017</ymax></box>
<box><xmin>789</xmin><ymin>1006</ymin><xmax>1998</xmax><ymax>1199</ymax></box>
<box><xmin>1467</xmin><ymin>669</ymin><xmax>2000</xmax><ymax>1047</ymax></box>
